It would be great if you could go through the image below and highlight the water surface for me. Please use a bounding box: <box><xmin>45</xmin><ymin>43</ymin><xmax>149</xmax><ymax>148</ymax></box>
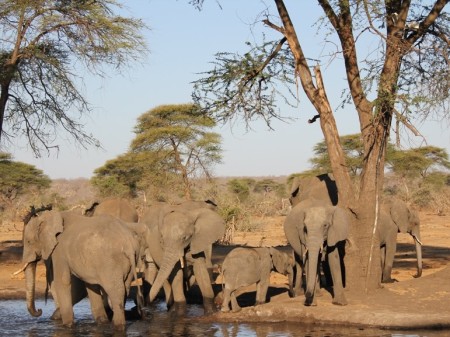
<box><xmin>0</xmin><ymin>299</ymin><xmax>447</xmax><ymax>337</ymax></box>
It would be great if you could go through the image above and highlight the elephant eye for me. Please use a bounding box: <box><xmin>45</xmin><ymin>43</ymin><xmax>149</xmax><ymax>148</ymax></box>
<box><xmin>303</xmin><ymin>227</ymin><xmax>307</xmax><ymax>234</ymax></box>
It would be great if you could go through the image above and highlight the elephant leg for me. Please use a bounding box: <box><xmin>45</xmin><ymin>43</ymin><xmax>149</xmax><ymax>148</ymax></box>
<box><xmin>171</xmin><ymin>268</ymin><xmax>187</xmax><ymax>304</ymax></box>
<box><xmin>256</xmin><ymin>271</ymin><xmax>270</xmax><ymax>305</ymax></box>
<box><xmin>51</xmin><ymin>274</ymin><xmax>88</xmax><ymax>321</ymax></box>
<box><xmin>382</xmin><ymin>241</ymin><xmax>398</xmax><ymax>283</ymax></box>
<box><xmin>293</xmin><ymin>254</ymin><xmax>304</xmax><ymax>296</ymax></box>
<box><xmin>205</xmin><ymin>244</ymin><xmax>214</xmax><ymax>281</ymax></box>
<box><xmin>52</xmin><ymin>260</ymin><xmax>74</xmax><ymax>327</ymax></box>
<box><xmin>163</xmin><ymin>280</ymin><xmax>174</xmax><ymax>309</ymax></box>
<box><xmin>220</xmin><ymin>289</ymin><xmax>231</xmax><ymax>313</ymax></box>
<box><xmin>255</xmin><ymin>279</ymin><xmax>269</xmax><ymax>305</ymax></box>
<box><xmin>192</xmin><ymin>253</ymin><xmax>215</xmax><ymax>315</ymax></box>
<box><xmin>327</xmin><ymin>246</ymin><xmax>347</xmax><ymax>306</ymax></box>
<box><xmin>85</xmin><ymin>284</ymin><xmax>109</xmax><ymax>324</ymax></box>
<box><xmin>230</xmin><ymin>292</ymin><xmax>241</xmax><ymax>313</ymax></box>
<box><xmin>144</xmin><ymin>260</ymin><xmax>158</xmax><ymax>304</ymax></box>
<box><xmin>102</xmin><ymin>281</ymin><xmax>126</xmax><ymax>331</ymax></box>
<box><xmin>380</xmin><ymin>245</ymin><xmax>386</xmax><ymax>276</ymax></box>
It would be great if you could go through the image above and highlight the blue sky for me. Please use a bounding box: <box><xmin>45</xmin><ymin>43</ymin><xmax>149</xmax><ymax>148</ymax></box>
<box><xmin>11</xmin><ymin>1</ymin><xmax>450</xmax><ymax>179</ymax></box>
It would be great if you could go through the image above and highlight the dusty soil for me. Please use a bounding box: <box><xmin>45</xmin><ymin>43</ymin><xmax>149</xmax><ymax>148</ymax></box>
<box><xmin>1</xmin><ymin>211</ymin><xmax>450</xmax><ymax>330</ymax></box>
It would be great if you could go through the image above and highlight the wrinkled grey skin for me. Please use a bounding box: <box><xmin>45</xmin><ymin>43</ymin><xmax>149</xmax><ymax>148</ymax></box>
<box><xmin>140</xmin><ymin>200</ymin><xmax>225</xmax><ymax>314</ymax></box>
<box><xmin>284</xmin><ymin>198</ymin><xmax>348</xmax><ymax>306</ymax></box>
<box><xmin>289</xmin><ymin>173</ymin><xmax>338</xmax><ymax>207</ymax></box>
<box><xmin>22</xmin><ymin>210</ymin><xmax>143</xmax><ymax>330</ymax></box>
<box><xmin>86</xmin><ymin>198</ymin><xmax>139</xmax><ymax>222</ymax></box>
<box><xmin>49</xmin><ymin>198</ymin><xmax>142</xmax><ymax>321</ymax></box>
<box><xmin>220</xmin><ymin>247</ymin><xmax>295</xmax><ymax>313</ymax></box>
<box><xmin>379</xmin><ymin>199</ymin><xmax>422</xmax><ymax>283</ymax></box>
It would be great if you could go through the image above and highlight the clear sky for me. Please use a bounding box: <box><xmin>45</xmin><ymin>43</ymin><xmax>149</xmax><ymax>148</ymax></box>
<box><xmin>10</xmin><ymin>1</ymin><xmax>450</xmax><ymax>179</ymax></box>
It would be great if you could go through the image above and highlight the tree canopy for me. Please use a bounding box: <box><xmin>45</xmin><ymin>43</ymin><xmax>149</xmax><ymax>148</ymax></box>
<box><xmin>0</xmin><ymin>153</ymin><xmax>51</xmax><ymax>206</ymax></box>
<box><xmin>92</xmin><ymin>103</ymin><xmax>223</xmax><ymax>200</ymax></box>
<box><xmin>191</xmin><ymin>0</ymin><xmax>450</xmax><ymax>291</ymax></box>
<box><xmin>0</xmin><ymin>0</ymin><xmax>147</xmax><ymax>155</ymax></box>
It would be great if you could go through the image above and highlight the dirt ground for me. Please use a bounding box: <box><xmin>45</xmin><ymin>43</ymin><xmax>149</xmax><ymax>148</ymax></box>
<box><xmin>1</xmin><ymin>211</ymin><xmax>450</xmax><ymax>330</ymax></box>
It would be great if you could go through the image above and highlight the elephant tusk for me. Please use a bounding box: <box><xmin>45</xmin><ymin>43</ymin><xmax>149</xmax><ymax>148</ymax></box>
<box><xmin>413</xmin><ymin>235</ymin><xmax>423</xmax><ymax>246</ymax></box>
<box><xmin>13</xmin><ymin>263</ymin><xmax>29</xmax><ymax>276</ymax></box>
<box><xmin>180</xmin><ymin>258</ymin><xmax>185</xmax><ymax>269</ymax></box>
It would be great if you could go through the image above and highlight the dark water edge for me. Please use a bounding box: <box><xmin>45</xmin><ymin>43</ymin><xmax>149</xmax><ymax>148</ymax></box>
<box><xmin>0</xmin><ymin>299</ymin><xmax>448</xmax><ymax>337</ymax></box>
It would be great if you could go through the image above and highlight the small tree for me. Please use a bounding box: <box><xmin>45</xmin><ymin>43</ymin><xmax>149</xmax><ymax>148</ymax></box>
<box><xmin>93</xmin><ymin>104</ymin><xmax>223</xmax><ymax>200</ymax></box>
<box><xmin>0</xmin><ymin>153</ymin><xmax>51</xmax><ymax>208</ymax></box>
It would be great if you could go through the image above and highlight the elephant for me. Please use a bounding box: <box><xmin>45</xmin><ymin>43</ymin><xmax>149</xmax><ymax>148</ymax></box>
<box><xmin>289</xmin><ymin>173</ymin><xmax>337</xmax><ymax>207</ymax></box>
<box><xmin>220</xmin><ymin>246</ymin><xmax>295</xmax><ymax>313</ymax></box>
<box><xmin>140</xmin><ymin>200</ymin><xmax>225</xmax><ymax>314</ymax></box>
<box><xmin>283</xmin><ymin>198</ymin><xmax>348</xmax><ymax>306</ymax></box>
<box><xmin>85</xmin><ymin>197</ymin><xmax>139</xmax><ymax>222</ymax></box>
<box><xmin>378</xmin><ymin>198</ymin><xmax>422</xmax><ymax>283</ymax></box>
<box><xmin>20</xmin><ymin>210</ymin><xmax>144</xmax><ymax>330</ymax></box>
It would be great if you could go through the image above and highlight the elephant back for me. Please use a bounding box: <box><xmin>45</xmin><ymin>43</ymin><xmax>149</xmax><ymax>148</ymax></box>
<box><xmin>290</xmin><ymin>173</ymin><xmax>338</xmax><ymax>207</ymax></box>
<box><xmin>93</xmin><ymin>198</ymin><xmax>139</xmax><ymax>222</ymax></box>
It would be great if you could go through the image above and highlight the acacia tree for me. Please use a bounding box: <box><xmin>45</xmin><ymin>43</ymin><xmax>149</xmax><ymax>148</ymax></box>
<box><xmin>192</xmin><ymin>1</ymin><xmax>449</xmax><ymax>291</ymax></box>
<box><xmin>0</xmin><ymin>152</ymin><xmax>51</xmax><ymax>207</ymax></box>
<box><xmin>0</xmin><ymin>0</ymin><xmax>147</xmax><ymax>155</ymax></box>
<box><xmin>93</xmin><ymin>104</ymin><xmax>223</xmax><ymax>200</ymax></box>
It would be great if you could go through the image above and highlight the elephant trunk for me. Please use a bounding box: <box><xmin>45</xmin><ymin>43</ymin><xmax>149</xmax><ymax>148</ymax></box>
<box><xmin>25</xmin><ymin>261</ymin><xmax>42</xmax><ymax>317</ymax></box>
<box><xmin>149</xmin><ymin>249</ymin><xmax>181</xmax><ymax>302</ymax></box>
<box><xmin>413</xmin><ymin>233</ymin><xmax>423</xmax><ymax>278</ymax></box>
<box><xmin>304</xmin><ymin>247</ymin><xmax>320</xmax><ymax>306</ymax></box>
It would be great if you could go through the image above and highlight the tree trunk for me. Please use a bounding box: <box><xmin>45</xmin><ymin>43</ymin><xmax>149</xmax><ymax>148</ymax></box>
<box><xmin>0</xmin><ymin>81</ymin><xmax>11</xmax><ymax>143</ymax></box>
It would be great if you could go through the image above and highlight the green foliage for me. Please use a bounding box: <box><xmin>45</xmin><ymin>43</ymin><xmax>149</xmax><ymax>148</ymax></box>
<box><xmin>192</xmin><ymin>38</ymin><xmax>297</xmax><ymax>127</ymax></box>
<box><xmin>227</xmin><ymin>178</ymin><xmax>255</xmax><ymax>202</ymax></box>
<box><xmin>0</xmin><ymin>153</ymin><xmax>51</xmax><ymax>205</ymax></box>
<box><xmin>253</xmin><ymin>179</ymin><xmax>286</xmax><ymax>197</ymax></box>
<box><xmin>388</xmin><ymin>146</ymin><xmax>450</xmax><ymax>179</ymax></box>
<box><xmin>310</xmin><ymin>134</ymin><xmax>397</xmax><ymax>176</ymax></box>
<box><xmin>0</xmin><ymin>0</ymin><xmax>147</xmax><ymax>153</ymax></box>
<box><xmin>92</xmin><ymin>103</ymin><xmax>223</xmax><ymax>200</ymax></box>
<box><xmin>90</xmin><ymin>175</ymin><xmax>131</xmax><ymax>199</ymax></box>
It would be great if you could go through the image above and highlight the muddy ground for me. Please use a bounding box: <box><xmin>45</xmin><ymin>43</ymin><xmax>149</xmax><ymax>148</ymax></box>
<box><xmin>1</xmin><ymin>211</ymin><xmax>450</xmax><ymax>330</ymax></box>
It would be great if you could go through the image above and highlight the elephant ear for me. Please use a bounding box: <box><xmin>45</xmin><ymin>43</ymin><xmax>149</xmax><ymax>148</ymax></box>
<box><xmin>289</xmin><ymin>177</ymin><xmax>301</xmax><ymax>206</ymax></box>
<box><xmin>39</xmin><ymin>211</ymin><xmax>64</xmax><ymax>260</ymax></box>
<box><xmin>190</xmin><ymin>209</ymin><xmax>225</xmax><ymax>255</ymax></box>
<box><xmin>283</xmin><ymin>206</ymin><xmax>305</xmax><ymax>256</ymax></box>
<box><xmin>327</xmin><ymin>206</ymin><xmax>349</xmax><ymax>247</ymax></box>
<box><xmin>389</xmin><ymin>199</ymin><xmax>410</xmax><ymax>233</ymax></box>
<box><xmin>269</xmin><ymin>247</ymin><xmax>290</xmax><ymax>274</ymax></box>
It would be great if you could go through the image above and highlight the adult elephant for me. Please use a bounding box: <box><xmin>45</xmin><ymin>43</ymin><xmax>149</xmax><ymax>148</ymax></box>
<box><xmin>289</xmin><ymin>173</ymin><xmax>338</xmax><ymax>207</ymax></box>
<box><xmin>284</xmin><ymin>198</ymin><xmax>348</xmax><ymax>306</ymax></box>
<box><xmin>20</xmin><ymin>210</ymin><xmax>144</xmax><ymax>330</ymax></box>
<box><xmin>379</xmin><ymin>198</ymin><xmax>422</xmax><ymax>283</ymax></box>
<box><xmin>140</xmin><ymin>200</ymin><xmax>225</xmax><ymax>314</ymax></box>
<box><xmin>85</xmin><ymin>197</ymin><xmax>139</xmax><ymax>222</ymax></box>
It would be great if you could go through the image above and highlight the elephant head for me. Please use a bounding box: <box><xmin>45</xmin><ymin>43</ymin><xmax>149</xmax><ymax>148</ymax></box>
<box><xmin>269</xmin><ymin>247</ymin><xmax>295</xmax><ymax>297</ymax></box>
<box><xmin>386</xmin><ymin>199</ymin><xmax>422</xmax><ymax>278</ymax></box>
<box><xmin>286</xmin><ymin>202</ymin><xmax>348</xmax><ymax>305</ymax></box>
<box><xmin>148</xmin><ymin>207</ymin><xmax>225</xmax><ymax>302</ymax></box>
<box><xmin>21</xmin><ymin>210</ymin><xmax>64</xmax><ymax>317</ymax></box>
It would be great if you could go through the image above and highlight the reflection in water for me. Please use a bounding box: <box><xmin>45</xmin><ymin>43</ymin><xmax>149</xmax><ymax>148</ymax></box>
<box><xmin>0</xmin><ymin>299</ymin><xmax>447</xmax><ymax>337</ymax></box>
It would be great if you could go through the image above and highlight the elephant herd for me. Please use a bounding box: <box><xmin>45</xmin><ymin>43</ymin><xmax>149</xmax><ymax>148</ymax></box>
<box><xmin>16</xmin><ymin>173</ymin><xmax>423</xmax><ymax>330</ymax></box>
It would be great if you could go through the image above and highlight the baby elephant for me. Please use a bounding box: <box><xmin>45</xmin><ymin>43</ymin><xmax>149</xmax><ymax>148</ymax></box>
<box><xmin>220</xmin><ymin>246</ymin><xmax>294</xmax><ymax>313</ymax></box>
